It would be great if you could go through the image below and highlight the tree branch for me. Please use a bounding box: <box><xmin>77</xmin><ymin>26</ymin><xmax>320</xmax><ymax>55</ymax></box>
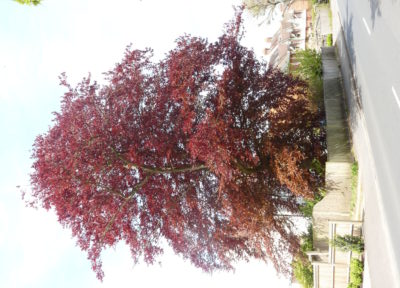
<box><xmin>135</xmin><ymin>164</ymin><xmax>208</xmax><ymax>174</ymax></box>
<box><xmin>110</xmin><ymin>146</ymin><xmax>208</xmax><ymax>175</ymax></box>
<box><xmin>232</xmin><ymin>158</ymin><xmax>265</xmax><ymax>175</ymax></box>
<box><xmin>100</xmin><ymin>175</ymin><xmax>150</xmax><ymax>244</ymax></box>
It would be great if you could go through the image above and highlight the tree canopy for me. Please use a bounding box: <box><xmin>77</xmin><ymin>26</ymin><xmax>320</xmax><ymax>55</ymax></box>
<box><xmin>29</xmin><ymin>12</ymin><xmax>325</xmax><ymax>280</ymax></box>
<box><xmin>243</xmin><ymin>0</ymin><xmax>293</xmax><ymax>21</ymax></box>
<box><xmin>14</xmin><ymin>0</ymin><xmax>41</xmax><ymax>6</ymax></box>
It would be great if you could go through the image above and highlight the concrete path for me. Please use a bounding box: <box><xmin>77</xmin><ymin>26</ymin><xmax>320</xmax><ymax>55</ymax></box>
<box><xmin>322</xmin><ymin>47</ymin><xmax>352</xmax><ymax>163</ymax></box>
<box><xmin>317</xmin><ymin>6</ymin><xmax>332</xmax><ymax>36</ymax></box>
<box><xmin>313</xmin><ymin>47</ymin><xmax>352</xmax><ymax>249</ymax></box>
<box><xmin>314</xmin><ymin>5</ymin><xmax>332</xmax><ymax>49</ymax></box>
<box><xmin>311</xmin><ymin>47</ymin><xmax>354</xmax><ymax>288</ymax></box>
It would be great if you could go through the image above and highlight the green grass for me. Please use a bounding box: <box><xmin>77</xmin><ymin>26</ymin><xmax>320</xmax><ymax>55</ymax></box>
<box><xmin>326</xmin><ymin>34</ymin><xmax>333</xmax><ymax>46</ymax></box>
<box><xmin>350</xmin><ymin>162</ymin><xmax>358</xmax><ymax>213</ymax></box>
<box><xmin>348</xmin><ymin>259</ymin><xmax>363</xmax><ymax>288</ymax></box>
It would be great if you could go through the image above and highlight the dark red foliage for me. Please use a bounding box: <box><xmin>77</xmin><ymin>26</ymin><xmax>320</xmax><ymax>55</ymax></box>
<box><xmin>29</xmin><ymin>12</ymin><xmax>325</xmax><ymax>280</ymax></box>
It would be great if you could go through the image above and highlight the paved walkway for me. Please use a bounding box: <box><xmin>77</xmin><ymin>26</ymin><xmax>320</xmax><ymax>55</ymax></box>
<box><xmin>313</xmin><ymin>47</ymin><xmax>353</xmax><ymax>253</ymax></box>
<box><xmin>314</xmin><ymin>5</ymin><xmax>332</xmax><ymax>49</ymax></box>
<box><xmin>321</xmin><ymin>47</ymin><xmax>351</xmax><ymax>163</ymax></box>
<box><xmin>318</xmin><ymin>6</ymin><xmax>332</xmax><ymax>36</ymax></box>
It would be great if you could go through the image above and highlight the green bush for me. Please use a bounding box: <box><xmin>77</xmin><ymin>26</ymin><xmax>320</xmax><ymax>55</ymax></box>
<box><xmin>292</xmin><ymin>257</ymin><xmax>313</xmax><ymax>288</ymax></box>
<box><xmin>300</xmin><ymin>200</ymin><xmax>315</xmax><ymax>218</ymax></box>
<box><xmin>331</xmin><ymin>235</ymin><xmax>364</xmax><ymax>253</ymax></box>
<box><xmin>293</xmin><ymin>225</ymin><xmax>314</xmax><ymax>287</ymax></box>
<box><xmin>300</xmin><ymin>225</ymin><xmax>314</xmax><ymax>253</ymax></box>
<box><xmin>311</xmin><ymin>158</ymin><xmax>325</xmax><ymax>176</ymax></box>
<box><xmin>292</xmin><ymin>49</ymin><xmax>322</xmax><ymax>80</ymax></box>
<box><xmin>300</xmin><ymin>188</ymin><xmax>326</xmax><ymax>217</ymax></box>
<box><xmin>291</xmin><ymin>49</ymin><xmax>323</xmax><ymax>108</ymax></box>
<box><xmin>348</xmin><ymin>259</ymin><xmax>363</xmax><ymax>288</ymax></box>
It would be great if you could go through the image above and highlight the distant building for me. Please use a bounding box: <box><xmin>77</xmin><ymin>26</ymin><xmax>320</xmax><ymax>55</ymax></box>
<box><xmin>263</xmin><ymin>0</ymin><xmax>311</xmax><ymax>71</ymax></box>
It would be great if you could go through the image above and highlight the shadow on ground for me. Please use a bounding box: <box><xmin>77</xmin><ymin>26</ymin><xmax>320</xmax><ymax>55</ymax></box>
<box><xmin>334</xmin><ymin>0</ymin><xmax>363</xmax><ymax>145</ymax></box>
<box><xmin>368</xmin><ymin>0</ymin><xmax>382</xmax><ymax>29</ymax></box>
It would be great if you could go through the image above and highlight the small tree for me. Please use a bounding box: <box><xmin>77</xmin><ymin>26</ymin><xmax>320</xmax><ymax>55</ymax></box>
<box><xmin>332</xmin><ymin>235</ymin><xmax>364</xmax><ymax>253</ymax></box>
<box><xmin>243</xmin><ymin>0</ymin><xmax>293</xmax><ymax>21</ymax></box>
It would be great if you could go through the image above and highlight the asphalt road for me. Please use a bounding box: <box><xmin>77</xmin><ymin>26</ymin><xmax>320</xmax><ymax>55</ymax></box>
<box><xmin>336</xmin><ymin>0</ymin><xmax>400</xmax><ymax>286</ymax></box>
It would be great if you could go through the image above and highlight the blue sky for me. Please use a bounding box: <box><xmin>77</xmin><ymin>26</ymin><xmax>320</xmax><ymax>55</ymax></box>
<box><xmin>0</xmin><ymin>0</ymin><xmax>293</xmax><ymax>287</ymax></box>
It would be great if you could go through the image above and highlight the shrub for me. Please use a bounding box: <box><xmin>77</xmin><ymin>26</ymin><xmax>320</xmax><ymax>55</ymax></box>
<box><xmin>292</xmin><ymin>225</ymin><xmax>315</xmax><ymax>287</ymax></box>
<box><xmin>332</xmin><ymin>235</ymin><xmax>364</xmax><ymax>253</ymax></box>
<box><xmin>311</xmin><ymin>158</ymin><xmax>325</xmax><ymax>176</ymax></box>
<box><xmin>348</xmin><ymin>259</ymin><xmax>363</xmax><ymax>288</ymax></box>
<box><xmin>300</xmin><ymin>225</ymin><xmax>314</xmax><ymax>253</ymax></box>
<box><xmin>292</xmin><ymin>49</ymin><xmax>322</xmax><ymax>80</ymax></box>
<box><xmin>300</xmin><ymin>200</ymin><xmax>314</xmax><ymax>218</ymax></box>
<box><xmin>292</xmin><ymin>257</ymin><xmax>313</xmax><ymax>288</ymax></box>
<box><xmin>291</xmin><ymin>49</ymin><xmax>323</xmax><ymax>108</ymax></box>
<box><xmin>300</xmin><ymin>188</ymin><xmax>326</xmax><ymax>217</ymax></box>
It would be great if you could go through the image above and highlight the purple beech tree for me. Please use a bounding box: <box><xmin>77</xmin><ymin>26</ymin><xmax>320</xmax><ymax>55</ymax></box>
<box><xmin>28</xmin><ymin>12</ymin><xmax>325</xmax><ymax>280</ymax></box>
